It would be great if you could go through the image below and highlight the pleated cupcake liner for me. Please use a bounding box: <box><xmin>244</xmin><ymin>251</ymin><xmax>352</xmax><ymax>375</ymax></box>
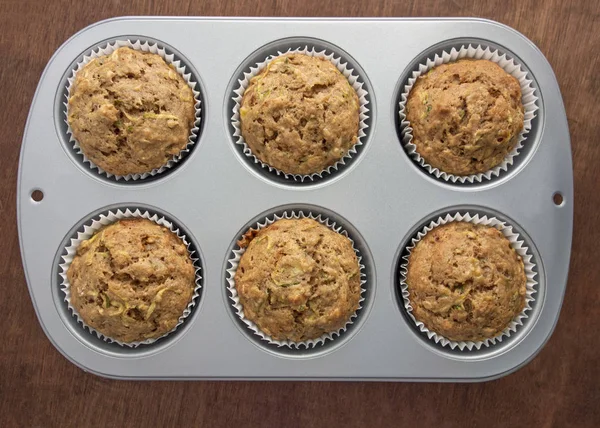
<box><xmin>226</xmin><ymin>210</ymin><xmax>366</xmax><ymax>348</ymax></box>
<box><xmin>64</xmin><ymin>39</ymin><xmax>202</xmax><ymax>181</ymax></box>
<box><xmin>231</xmin><ymin>46</ymin><xmax>370</xmax><ymax>182</ymax></box>
<box><xmin>398</xmin><ymin>44</ymin><xmax>539</xmax><ymax>183</ymax></box>
<box><xmin>59</xmin><ymin>208</ymin><xmax>202</xmax><ymax>347</ymax></box>
<box><xmin>399</xmin><ymin>212</ymin><xmax>537</xmax><ymax>351</ymax></box>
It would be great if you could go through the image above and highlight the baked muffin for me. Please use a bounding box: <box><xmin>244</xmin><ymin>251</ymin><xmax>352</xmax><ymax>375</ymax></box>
<box><xmin>67</xmin><ymin>47</ymin><xmax>196</xmax><ymax>176</ymax></box>
<box><xmin>405</xmin><ymin>222</ymin><xmax>526</xmax><ymax>342</ymax></box>
<box><xmin>67</xmin><ymin>218</ymin><xmax>195</xmax><ymax>343</ymax></box>
<box><xmin>239</xmin><ymin>54</ymin><xmax>360</xmax><ymax>175</ymax></box>
<box><xmin>406</xmin><ymin>59</ymin><xmax>524</xmax><ymax>176</ymax></box>
<box><xmin>235</xmin><ymin>218</ymin><xmax>361</xmax><ymax>342</ymax></box>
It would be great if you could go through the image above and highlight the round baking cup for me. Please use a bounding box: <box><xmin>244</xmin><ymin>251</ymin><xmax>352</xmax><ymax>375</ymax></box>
<box><xmin>399</xmin><ymin>44</ymin><xmax>539</xmax><ymax>183</ymax></box>
<box><xmin>226</xmin><ymin>210</ymin><xmax>367</xmax><ymax>349</ymax></box>
<box><xmin>399</xmin><ymin>211</ymin><xmax>537</xmax><ymax>351</ymax></box>
<box><xmin>231</xmin><ymin>45</ymin><xmax>370</xmax><ymax>182</ymax></box>
<box><xmin>64</xmin><ymin>39</ymin><xmax>202</xmax><ymax>181</ymax></box>
<box><xmin>59</xmin><ymin>208</ymin><xmax>202</xmax><ymax>347</ymax></box>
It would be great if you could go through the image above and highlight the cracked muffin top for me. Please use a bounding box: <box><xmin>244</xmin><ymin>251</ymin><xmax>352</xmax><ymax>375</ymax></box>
<box><xmin>67</xmin><ymin>218</ymin><xmax>195</xmax><ymax>343</ymax></box>
<box><xmin>239</xmin><ymin>53</ymin><xmax>360</xmax><ymax>175</ymax></box>
<box><xmin>234</xmin><ymin>218</ymin><xmax>361</xmax><ymax>342</ymax></box>
<box><xmin>405</xmin><ymin>222</ymin><xmax>526</xmax><ymax>342</ymax></box>
<box><xmin>406</xmin><ymin>59</ymin><xmax>524</xmax><ymax>176</ymax></box>
<box><xmin>67</xmin><ymin>47</ymin><xmax>196</xmax><ymax>176</ymax></box>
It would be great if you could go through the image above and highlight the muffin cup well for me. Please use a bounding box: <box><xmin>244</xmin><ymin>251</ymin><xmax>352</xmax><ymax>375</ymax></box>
<box><xmin>399</xmin><ymin>212</ymin><xmax>537</xmax><ymax>351</ymax></box>
<box><xmin>231</xmin><ymin>46</ymin><xmax>370</xmax><ymax>182</ymax></box>
<box><xmin>398</xmin><ymin>44</ymin><xmax>539</xmax><ymax>183</ymax></box>
<box><xmin>58</xmin><ymin>208</ymin><xmax>202</xmax><ymax>347</ymax></box>
<box><xmin>64</xmin><ymin>39</ymin><xmax>202</xmax><ymax>181</ymax></box>
<box><xmin>226</xmin><ymin>211</ymin><xmax>367</xmax><ymax>349</ymax></box>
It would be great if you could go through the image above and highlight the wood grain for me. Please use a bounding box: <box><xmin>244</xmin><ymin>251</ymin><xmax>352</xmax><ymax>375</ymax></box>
<box><xmin>1</xmin><ymin>1</ymin><xmax>599</xmax><ymax>427</ymax></box>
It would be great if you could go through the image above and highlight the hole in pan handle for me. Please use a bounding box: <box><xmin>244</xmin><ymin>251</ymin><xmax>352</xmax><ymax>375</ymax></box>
<box><xmin>553</xmin><ymin>192</ymin><xmax>564</xmax><ymax>206</ymax></box>
<box><xmin>31</xmin><ymin>189</ymin><xmax>44</xmax><ymax>202</ymax></box>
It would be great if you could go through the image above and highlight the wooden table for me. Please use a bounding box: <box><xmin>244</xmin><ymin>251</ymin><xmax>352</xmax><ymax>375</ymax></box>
<box><xmin>1</xmin><ymin>1</ymin><xmax>598</xmax><ymax>426</ymax></box>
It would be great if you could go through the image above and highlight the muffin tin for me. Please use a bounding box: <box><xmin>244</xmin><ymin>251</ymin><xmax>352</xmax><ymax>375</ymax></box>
<box><xmin>18</xmin><ymin>17</ymin><xmax>573</xmax><ymax>381</ymax></box>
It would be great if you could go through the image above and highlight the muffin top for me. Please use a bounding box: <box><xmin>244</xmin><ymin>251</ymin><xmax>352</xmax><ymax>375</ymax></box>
<box><xmin>235</xmin><ymin>218</ymin><xmax>361</xmax><ymax>342</ymax></box>
<box><xmin>240</xmin><ymin>53</ymin><xmax>360</xmax><ymax>175</ymax></box>
<box><xmin>406</xmin><ymin>222</ymin><xmax>526</xmax><ymax>342</ymax></box>
<box><xmin>406</xmin><ymin>59</ymin><xmax>524</xmax><ymax>176</ymax></box>
<box><xmin>67</xmin><ymin>218</ymin><xmax>195</xmax><ymax>343</ymax></box>
<box><xmin>67</xmin><ymin>47</ymin><xmax>196</xmax><ymax>176</ymax></box>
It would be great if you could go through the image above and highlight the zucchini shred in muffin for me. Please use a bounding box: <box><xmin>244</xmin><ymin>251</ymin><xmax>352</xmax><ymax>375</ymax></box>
<box><xmin>66</xmin><ymin>218</ymin><xmax>196</xmax><ymax>343</ymax></box>
<box><xmin>405</xmin><ymin>59</ymin><xmax>524</xmax><ymax>176</ymax></box>
<box><xmin>67</xmin><ymin>46</ymin><xmax>196</xmax><ymax>176</ymax></box>
<box><xmin>405</xmin><ymin>222</ymin><xmax>526</xmax><ymax>342</ymax></box>
<box><xmin>234</xmin><ymin>218</ymin><xmax>361</xmax><ymax>342</ymax></box>
<box><xmin>239</xmin><ymin>53</ymin><xmax>360</xmax><ymax>176</ymax></box>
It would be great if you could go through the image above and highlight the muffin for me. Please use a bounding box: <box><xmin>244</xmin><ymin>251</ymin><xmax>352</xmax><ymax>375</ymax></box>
<box><xmin>239</xmin><ymin>53</ymin><xmax>360</xmax><ymax>175</ymax></box>
<box><xmin>67</xmin><ymin>47</ymin><xmax>196</xmax><ymax>176</ymax></box>
<box><xmin>406</xmin><ymin>59</ymin><xmax>524</xmax><ymax>176</ymax></box>
<box><xmin>67</xmin><ymin>218</ymin><xmax>195</xmax><ymax>343</ymax></box>
<box><xmin>234</xmin><ymin>218</ymin><xmax>361</xmax><ymax>342</ymax></box>
<box><xmin>406</xmin><ymin>222</ymin><xmax>526</xmax><ymax>342</ymax></box>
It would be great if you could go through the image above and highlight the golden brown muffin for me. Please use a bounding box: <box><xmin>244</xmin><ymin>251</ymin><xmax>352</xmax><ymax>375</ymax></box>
<box><xmin>240</xmin><ymin>54</ymin><xmax>360</xmax><ymax>175</ymax></box>
<box><xmin>235</xmin><ymin>218</ymin><xmax>361</xmax><ymax>342</ymax></box>
<box><xmin>67</xmin><ymin>218</ymin><xmax>195</xmax><ymax>343</ymax></box>
<box><xmin>67</xmin><ymin>47</ymin><xmax>196</xmax><ymax>176</ymax></box>
<box><xmin>406</xmin><ymin>59</ymin><xmax>524</xmax><ymax>176</ymax></box>
<box><xmin>406</xmin><ymin>222</ymin><xmax>526</xmax><ymax>342</ymax></box>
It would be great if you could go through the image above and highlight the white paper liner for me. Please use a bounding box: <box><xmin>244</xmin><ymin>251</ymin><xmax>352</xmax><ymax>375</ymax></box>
<box><xmin>399</xmin><ymin>212</ymin><xmax>537</xmax><ymax>351</ymax></box>
<box><xmin>231</xmin><ymin>46</ymin><xmax>370</xmax><ymax>182</ymax></box>
<box><xmin>226</xmin><ymin>211</ymin><xmax>367</xmax><ymax>348</ymax></box>
<box><xmin>64</xmin><ymin>39</ymin><xmax>202</xmax><ymax>181</ymax></box>
<box><xmin>58</xmin><ymin>208</ymin><xmax>202</xmax><ymax>347</ymax></box>
<box><xmin>399</xmin><ymin>44</ymin><xmax>539</xmax><ymax>183</ymax></box>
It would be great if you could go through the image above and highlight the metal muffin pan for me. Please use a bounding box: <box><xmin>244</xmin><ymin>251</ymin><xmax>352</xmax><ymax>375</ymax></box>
<box><xmin>17</xmin><ymin>17</ymin><xmax>573</xmax><ymax>381</ymax></box>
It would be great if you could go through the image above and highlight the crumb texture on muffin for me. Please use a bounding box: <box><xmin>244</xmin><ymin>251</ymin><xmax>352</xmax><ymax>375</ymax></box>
<box><xmin>67</xmin><ymin>218</ymin><xmax>195</xmax><ymax>343</ymax></box>
<box><xmin>240</xmin><ymin>53</ymin><xmax>360</xmax><ymax>175</ymax></box>
<box><xmin>406</xmin><ymin>222</ymin><xmax>526</xmax><ymax>342</ymax></box>
<box><xmin>234</xmin><ymin>218</ymin><xmax>361</xmax><ymax>342</ymax></box>
<box><xmin>406</xmin><ymin>59</ymin><xmax>524</xmax><ymax>176</ymax></box>
<box><xmin>67</xmin><ymin>47</ymin><xmax>196</xmax><ymax>176</ymax></box>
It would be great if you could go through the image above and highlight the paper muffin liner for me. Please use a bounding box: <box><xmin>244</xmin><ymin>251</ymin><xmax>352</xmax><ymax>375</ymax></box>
<box><xmin>226</xmin><ymin>211</ymin><xmax>367</xmax><ymax>348</ymax></box>
<box><xmin>231</xmin><ymin>46</ymin><xmax>370</xmax><ymax>182</ymax></box>
<box><xmin>399</xmin><ymin>212</ymin><xmax>537</xmax><ymax>351</ymax></box>
<box><xmin>64</xmin><ymin>39</ymin><xmax>202</xmax><ymax>181</ymax></box>
<box><xmin>58</xmin><ymin>208</ymin><xmax>202</xmax><ymax>347</ymax></box>
<box><xmin>399</xmin><ymin>44</ymin><xmax>539</xmax><ymax>183</ymax></box>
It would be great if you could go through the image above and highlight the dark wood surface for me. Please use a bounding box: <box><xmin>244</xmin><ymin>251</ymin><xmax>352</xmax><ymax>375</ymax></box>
<box><xmin>1</xmin><ymin>1</ymin><xmax>599</xmax><ymax>427</ymax></box>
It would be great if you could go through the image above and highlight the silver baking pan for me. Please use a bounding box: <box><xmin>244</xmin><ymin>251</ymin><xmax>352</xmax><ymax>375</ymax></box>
<box><xmin>17</xmin><ymin>17</ymin><xmax>572</xmax><ymax>381</ymax></box>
